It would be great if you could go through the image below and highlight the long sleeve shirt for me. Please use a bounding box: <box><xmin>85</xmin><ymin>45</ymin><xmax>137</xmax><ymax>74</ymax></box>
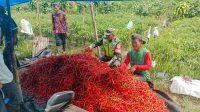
<box><xmin>52</xmin><ymin>10</ymin><xmax>69</xmax><ymax>34</ymax></box>
<box><xmin>121</xmin><ymin>52</ymin><xmax>152</xmax><ymax>71</ymax></box>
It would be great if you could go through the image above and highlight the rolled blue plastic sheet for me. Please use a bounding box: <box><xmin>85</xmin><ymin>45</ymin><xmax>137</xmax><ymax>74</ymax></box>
<box><xmin>0</xmin><ymin>0</ymin><xmax>32</xmax><ymax>7</ymax></box>
<box><xmin>4</xmin><ymin>98</ymin><xmax>10</xmax><ymax>104</ymax></box>
<box><xmin>0</xmin><ymin>0</ymin><xmax>129</xmax><ymax>7</ymax></box>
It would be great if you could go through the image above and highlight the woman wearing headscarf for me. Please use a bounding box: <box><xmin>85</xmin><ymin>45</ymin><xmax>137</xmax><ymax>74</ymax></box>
<box><xmin>121</xmin><ymin>34</ymin><xmax>152</xmax><ymax>82</ymax></box>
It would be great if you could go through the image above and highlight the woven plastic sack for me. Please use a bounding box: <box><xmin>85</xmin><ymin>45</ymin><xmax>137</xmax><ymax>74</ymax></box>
<box><xmin>170</xmin><ymin>76</ymin><xmax>200</xmax><ymax>98</ymax></box>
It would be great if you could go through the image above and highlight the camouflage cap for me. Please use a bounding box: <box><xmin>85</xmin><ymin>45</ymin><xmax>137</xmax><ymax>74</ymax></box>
<box><xmin>104</xmin><ymin>28</ymin><xmax>115</xmax><ymax>36</ymax></box>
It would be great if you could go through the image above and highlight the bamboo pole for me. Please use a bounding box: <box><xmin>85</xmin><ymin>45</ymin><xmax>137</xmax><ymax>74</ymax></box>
<box><xmin>32</xmin><ymin>0</ymin><xmax>42</xmax><ymax>57</ymax></box>
<box><xmin>90</xmin><ymin>2</ymin><xmax>101</xmax><ymax>57</ymax></box>
<box><xmin>32</xmin><ymin>38</ymin><xmax>35</xmax><ymax>57</ymax></box>
<box><xmin>6</xmin><ymin>0</ymin><xmax>23</xmax><ymax>100</ymax></box>
<box><xmin>36</xmin><ymin>0</ymin><xmax>42</xmax><ymax>37</ymax></box>
<box><xmin>147</xmin><ymin>26</ymin><xmax>151</xmax><ymax>44</ymax></box>
<box><xmin>6</xmin><ymin>0</ymin><xmax>18</xmax><ymax>84</ymax></box>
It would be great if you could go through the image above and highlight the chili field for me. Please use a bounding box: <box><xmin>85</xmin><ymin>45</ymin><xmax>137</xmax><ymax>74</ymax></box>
<box><xmin>12</xmin><ymin>11</ymin><xmax>200</xmax><ymax>79</ymax></box>
<box><xmin>1</xmin><ymin>1</ymin><xmax>199</xmax><ymax>111</ymax></box>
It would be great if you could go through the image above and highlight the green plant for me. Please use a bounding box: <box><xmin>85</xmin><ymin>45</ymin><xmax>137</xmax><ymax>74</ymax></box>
<box><xmin>174</xmin><ymin>2</ymin><xmax>190</xmax><ymax>19</ymax></box>
<box><xmin>134</xmin><ymin>0</ymin><xmax>167</xmax><ymax>16</ymax></box>
<box><xmin>186</xmin><ymin>0</ymin><xmax>200</xmax><ymax>17</ymax></box>
<box><xmin>15</xmin><ymin>36</ymin><xmax>32</xmax><ymax>59</ymax></box>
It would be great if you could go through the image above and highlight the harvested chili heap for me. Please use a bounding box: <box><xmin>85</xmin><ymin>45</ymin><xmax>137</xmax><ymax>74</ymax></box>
<box><xmin>20</xmin><ymin>52</ymin><xmax>168</xmax><ymax>112</ymax></box>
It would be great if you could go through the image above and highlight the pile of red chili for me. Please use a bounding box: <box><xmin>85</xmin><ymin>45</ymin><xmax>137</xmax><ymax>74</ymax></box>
<box><xmin>20</xmin><ymin>52</ymin><xmax>168</xmax><ymax>112</ymax></box>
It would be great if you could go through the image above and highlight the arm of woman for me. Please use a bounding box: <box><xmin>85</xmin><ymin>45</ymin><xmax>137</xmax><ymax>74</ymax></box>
<box><xmin>133</xmin><ymin>52</ymin><xmax>152</xmax><ymax>71</ymax></box>
<box><xmin>121</xmin><ymin>53</ymin><xmax>130</xmax><ymax>69</ymax></box>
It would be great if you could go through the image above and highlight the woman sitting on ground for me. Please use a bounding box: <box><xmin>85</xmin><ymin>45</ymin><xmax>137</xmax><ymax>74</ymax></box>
<box><xmin>121</xmin><ymin>34</ymin><xmax>152</xmax><ymax>82</ymax></box>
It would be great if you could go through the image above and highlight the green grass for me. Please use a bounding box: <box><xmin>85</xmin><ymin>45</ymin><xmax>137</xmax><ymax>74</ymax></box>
<box><xmin>12</xmin><ymin>10</ymin><xmax>159</xmax><ymax>46</ymax></box>
<box><xmin>15</xmin><ymin>36</ymin><xmax>32</xmax><ymax>59</ymax></box>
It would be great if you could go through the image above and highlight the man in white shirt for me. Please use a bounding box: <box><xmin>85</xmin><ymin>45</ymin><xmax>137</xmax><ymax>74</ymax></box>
<box><xmin>0</xmin><ymin>53</ymin><xmax>22</xmax><ymax>112</ymax></box>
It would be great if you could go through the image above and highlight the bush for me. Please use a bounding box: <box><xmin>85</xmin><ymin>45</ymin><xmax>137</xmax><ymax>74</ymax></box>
<box><xmin>186</xmin><ymin>0</ymin><xmax>200</xmax><ymax>17</ymax></box>
<box><xmin>174</xmin><ymin>2</ymin><xmax>190</xmax><ymax>19</ymax></box>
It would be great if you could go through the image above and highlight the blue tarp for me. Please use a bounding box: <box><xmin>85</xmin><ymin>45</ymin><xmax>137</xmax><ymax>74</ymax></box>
<box><xmin>65</xmin><ymin>0</ymin><xmax>131</xmax><ymax>2</ymax></box>
<box><xmin>0</xmin><ymin>0</ymin><xmax>32</xmax><ymax>7</ymax></box>
<box><xmin>64</xmin><ymin>0</ymin><xmax>128</xmax><ymax>1</ymax></box>
<box><xmin>0</xmin><ymin>0</ymin><xmax>127</xmax><ymax>7</ymax></box>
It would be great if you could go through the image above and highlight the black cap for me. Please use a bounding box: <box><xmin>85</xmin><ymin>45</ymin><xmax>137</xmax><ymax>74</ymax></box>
<box><xmin>0</xmin><ymin>5</ymin><xmax>6</xmax><ymax>14</ymax></box>
<box><xmin>131</xmin><ymin>34</ymin><xmax>146</xmax><ymax>44</ymax></box>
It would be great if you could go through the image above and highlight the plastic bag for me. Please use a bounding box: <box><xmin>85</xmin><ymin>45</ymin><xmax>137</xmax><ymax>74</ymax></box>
<box><xmin>126</xmin><ymin>21</ymin><xmax>133</xmax><ymax>30</ymax></box>
<box><xmin>152</xmin><ymin>27</ymin><xmax>159</xmax><ymax>37</ymax></box>
<box><xmin>20</xmin><ymin>19</ymin><xmax>33</xmax><ymax>35</ymax></box>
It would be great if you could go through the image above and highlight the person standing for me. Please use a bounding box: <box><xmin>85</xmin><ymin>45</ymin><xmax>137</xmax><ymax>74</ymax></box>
<box><xmin>88</xmin><ymin>28</ymin><xmax>122</xmax><ymax>67</ymax></box>
<box><xmin>121</xmin><ymin>34</ymin><xmax>152</xmax><ymax>81</ymax></box>
<box><xmin>0</xmin><ymin>5</ymin><xmax>18</xmax><ymax>72</ymax></box>
<box><xmin>0</xmin><ymin>53</ymin><xmax>22</xmax><ymax>112</ymax></box>
<box><xmin>52</xmin><ymin>3</ymin><xmax>70</xmax><ymax>54</ymax></box>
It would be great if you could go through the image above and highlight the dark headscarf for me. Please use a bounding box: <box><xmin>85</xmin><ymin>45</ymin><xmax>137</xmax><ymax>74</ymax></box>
<box><xmin>0</xmin><ymin>6</ymin><xmax>6</xmax><ymax>14</ymax></box>
<box><xmin>131</xmin><ymin>34</ymin><xmax>146</xmax><ymax>44</ymax></box>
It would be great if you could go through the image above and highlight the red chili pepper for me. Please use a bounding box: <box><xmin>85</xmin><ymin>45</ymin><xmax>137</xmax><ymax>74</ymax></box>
<box><xmin>20</xmin><ymin>52</ymin><xmax>168</xmax><ymax>112</ymax></box>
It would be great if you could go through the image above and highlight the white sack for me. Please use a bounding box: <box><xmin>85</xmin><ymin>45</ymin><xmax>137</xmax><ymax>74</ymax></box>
<box><xmin>126</xmin><ymin>21</ymin><xmax>133</xmax><ymax>30</ymax></box>
<box><xmin>152</xmin><ymin>27</ymin><xmax>159</xmax><ymax>37</ymax></box>
<box><xmin>170</xmin><ymin>76</ymin><xmax>200</xmax><ymax>98</ymax></box>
